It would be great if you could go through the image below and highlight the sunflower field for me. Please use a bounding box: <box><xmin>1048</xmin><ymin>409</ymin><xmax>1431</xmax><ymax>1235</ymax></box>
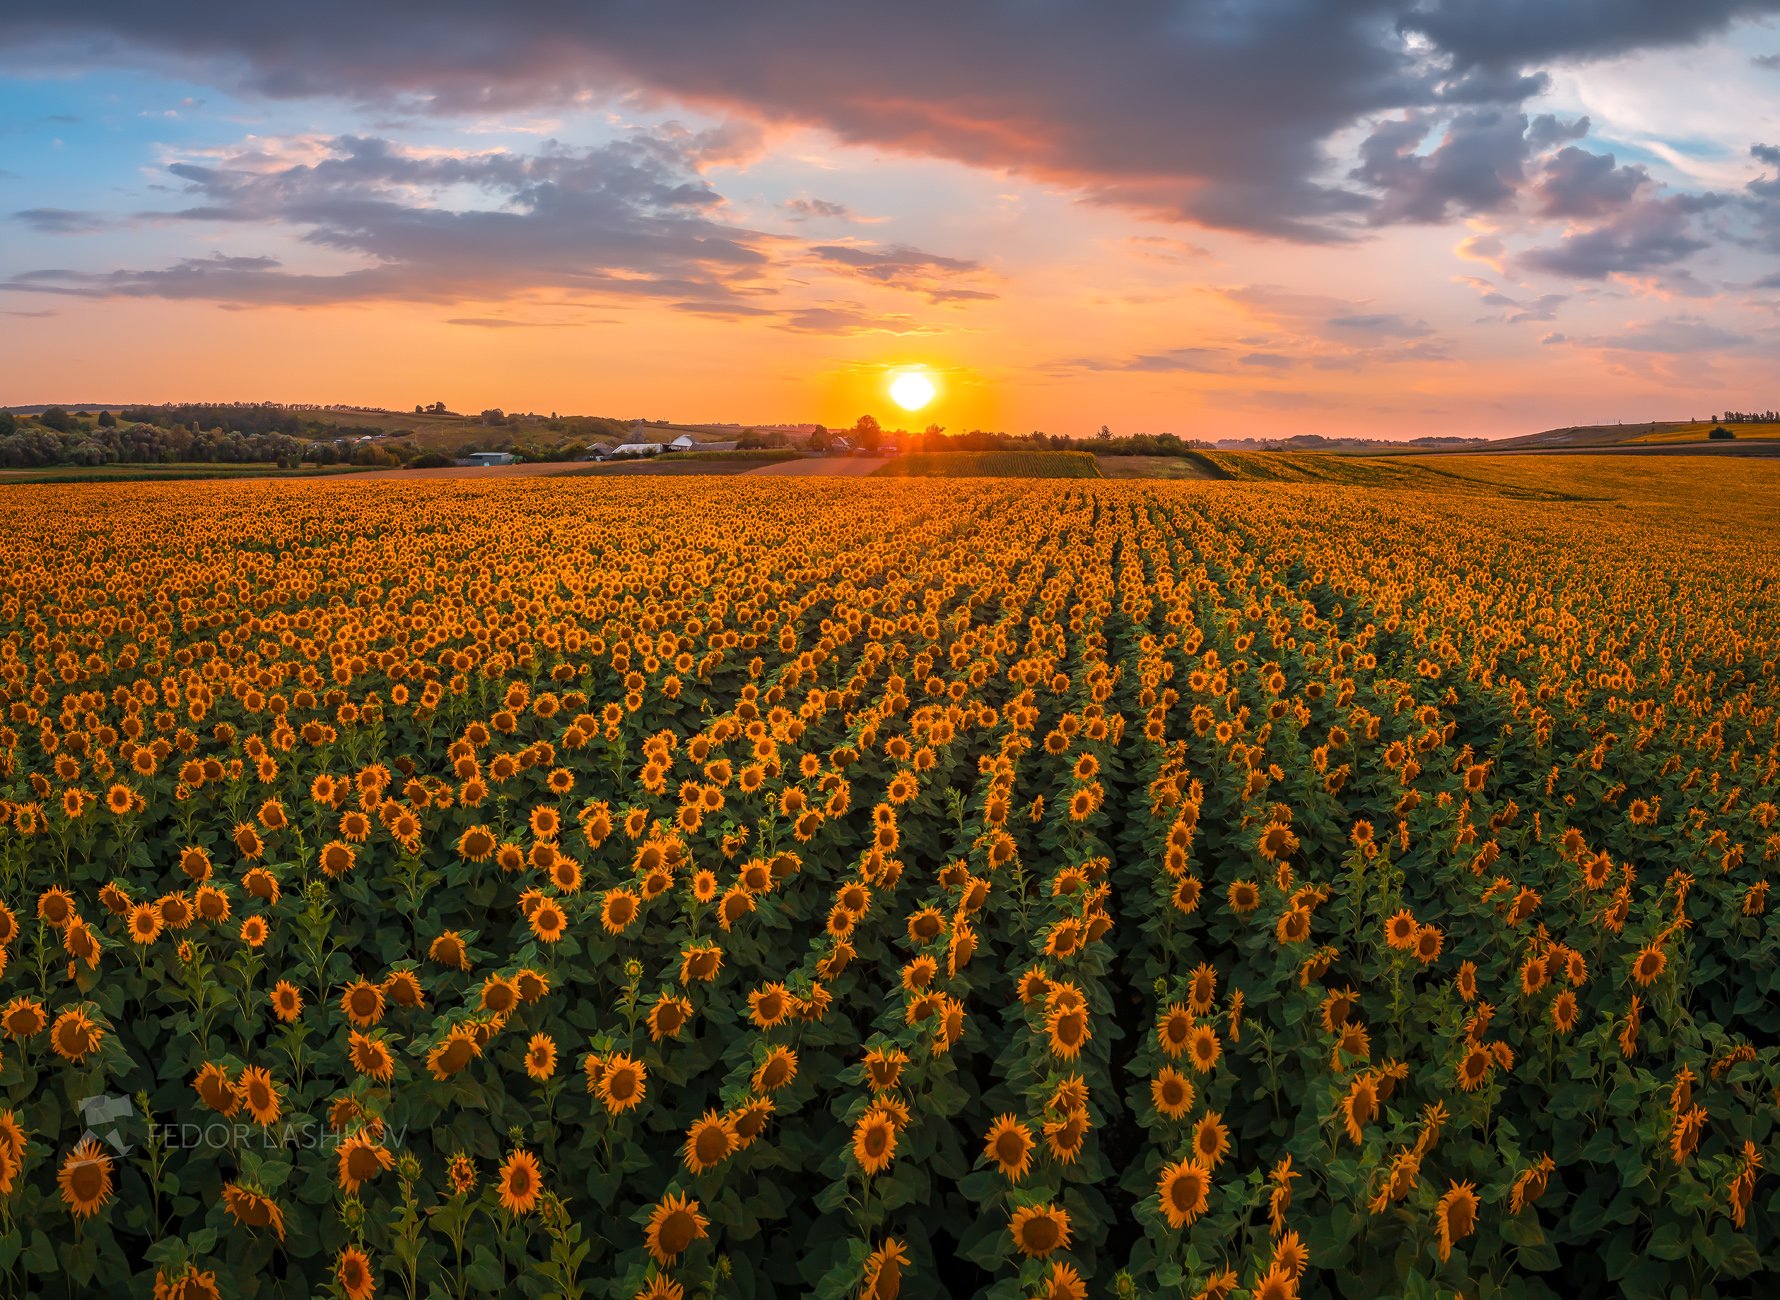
<box><xmin>0</xmin><ymin>463</ymin><xmax>1777</xmax><ymax>1300</ymax></box>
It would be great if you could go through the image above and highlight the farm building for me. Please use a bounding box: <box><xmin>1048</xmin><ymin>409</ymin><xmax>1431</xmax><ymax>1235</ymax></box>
<box><xmin>460</xmin><ymin>451</ymin><xmax>515</xmax><ymax>466</ymax></box>
<box><xmin>610</xmin><ymin>442</ymin><xmax>664</xmax><ymax>458</ymax></box>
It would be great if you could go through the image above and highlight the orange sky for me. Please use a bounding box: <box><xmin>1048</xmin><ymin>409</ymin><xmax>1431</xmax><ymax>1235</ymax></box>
<box><xmin>2</xmin><ymin>8</ymin><xmax>1777</xmax><ymax>439</ymax></box>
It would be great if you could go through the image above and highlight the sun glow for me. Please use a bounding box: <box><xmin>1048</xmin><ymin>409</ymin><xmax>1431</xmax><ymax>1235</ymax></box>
<box><xmin>888</xmin><ymin>370</ymin><xmax>937</xmax><ymax>412</ymax></box>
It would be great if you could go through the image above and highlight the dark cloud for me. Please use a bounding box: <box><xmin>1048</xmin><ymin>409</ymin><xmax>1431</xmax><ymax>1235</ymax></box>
<box><xmin>1756</xmin><ymin>52</ymin><xmax>1780</xmax><ymax>68</ymax></box>
<box><xmin>1</xmin><ymin>130</ymin><xmax>992</xmax><ymax>324</ymax></box>
<box><xmin>2</xmin><ymin>1</ymin><xmax>1772</xmax><ymax>241</ymax></box>
<box><xmin>808</xmin><ymin>243</ymin><xmax>996</xmax><ymax>303</ymax></box>
<box><xmin>783</xmin><ymin>197</ymin><xmax>857</xmax><ymax>222</ymax></box>
<box><xmin>1352</xmin><ymin>109</ymin><xmax>1539</xmax><ymax>223</ymax></box>
<box><xmin>774</xmin><ymin>305</ymin><xmax>942</xmax><ymax>335</ymax></box>
<box><xmin>1525</xmin><ymin>113</ymin><xmax>1590</xmax><ymax>150</ymax></box>
<box><xmin>1453</xmin><ymin>275</ymin><xmax>1567</xmax><ymax>322</ymax></box>
<box><xmin>1519</xmin><ymin>191</ymin><xmax>1725</xmax><ymax>278</ymax></box>
<box><xmin>1324</xmin><ymin>311</ymin><xmax>1435</xmax><ymax>338</ymax></box>
<box><xmin>1532</xmin><ymin>147</ymin><xmax>1650</xmax><ymax>218</ymax></box>
<box><xmin>1044</xmin><ymin>346</ymin><xmax>1230</xmax><ymax>376</ymax></box>
<box><xmin>1400</xmin><ymin>1</ymin><xmax>1779</xmax><ymax>70</ymax></box>
<box><xmin>12</xmin><ymin>206</ymin><xmax>109</xmax><ymax>233</ymax></box>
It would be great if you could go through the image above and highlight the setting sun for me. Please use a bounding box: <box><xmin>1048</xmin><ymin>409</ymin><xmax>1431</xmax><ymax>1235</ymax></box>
<box><xmin>888</xmin><ymin>370</ymin><xmax>937</xmax><ymax>412</ymax></box>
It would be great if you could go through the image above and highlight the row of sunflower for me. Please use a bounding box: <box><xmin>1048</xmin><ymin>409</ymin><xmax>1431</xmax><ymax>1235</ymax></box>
<box><xmin>0</xmin><ymin>468</ymin><xmax>1775</xmax><ymax>1299</ymax></box>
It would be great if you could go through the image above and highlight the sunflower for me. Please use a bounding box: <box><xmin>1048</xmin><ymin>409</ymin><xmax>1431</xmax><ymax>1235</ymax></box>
<box><xmin>1044</xmin><ymin>1108</ymin><xmax>1089</xmax><ymax>1164</ymax></box>
<box><xmin>645</xmin><ymin>1191</ymin><xmax>709</xmax><ymax>1265</ymax></box>
<box><xmin>524</xmin><ymin>1033</ymin><xmax>557</xmax><ymax>1081</ymax></box>
<box><xmin>862</xmin><ymin>1238</ymin><xmax>910</xmax><ymax>1300</ymax></box>
<box><xmin>1274</xmin><ymin>1229</ymin><xmax>1309</xmax><ymax>1277</ymax></box>
<box><xmin>752</xmin><ymin>1045</ymin><xmax>798</xmax><ymax>1093</ymax></box>
<box><xmin>239</xmin><ymin>915</ymin><xmax>269</xmax><ymax>948</ymax></box>
<box><xmin>456</xmin><ymin>824</ymin><xmax>497</xmax><ymax>863</ymax></box>
<box><xmin>598</xmin><ymin>1053</ymin><xmax>647</xmax><ymax>1113</ymax></box>
<box><xmin>1151</xmin><ymin>1067</ymin><xmax>1195</xmax><ymax>1119</ymax></box>
<box><xmin>1188</xmin><ymin>1025</ymin><xmax>1222</xmax><ymax>1075</ymax></box>
<box><xmin>1454</xmin><ymin>961</ymin><xmax>1478</xmax><ymax>1003</ymax></box>
<box><xmin>1227</xmin><ymin>880</ymin><xmax>1261</xmax><ymax>914</ymax></box>
<box><xmin>0</xmin><ymin>1114</ymin><xmax>23</xmax><ymax>1196</ymax></box>
<box><xmin>221</xmin><ymin>1181</ymin><xmax>287</xmax><ymax>1240</ymax></box>
<box><xmin>525</xmin><ymin>899</ymin><xmax>567</xmax><ymax>944</ymax></box>
<box><xmin>51</xmin><ymin>1008</ymin><xmax>102</xmax><ymax>1062</ymax></box>
<box><xmin>983</xmin><ymin>1114</ymin><xmax>1035</xmax><ymax>1182</ymax></box>
<box><xmin>1384</xmin><ymin>909</ymin><xmax>1418</xmax><ymax>949</ymax></box>
<box><xmin>1156</xmin><ymin>1003</ymin><xmax>1195</xmax><ymax>1057</ymax></box>
<box><xmin>1009</xmin><ymin>1203</ymin><xmax>1072</xmax><ymax>1258</ymax></box>
<box><xmin>863</xmin><ymin>1047</ymin><xmax>907</xmax><ymax>1092</ymax></box>
<box><xmin>428</xmin><ymin>931</ymin><xmax>469</xmax><ymax>970</ymax></box>
<box><xmin>1193</xmin><ymin>1110</ymin><xmax>1231</xmax><ymax>1168</ymax></box>
<box><xmin>337</xmin><ymin>1132</ymin><xmax>393</xmax><ymax>1192</ymax></box>
<box><xmin>121</xmin><ymin>900</ymin><xmax>162</xmax><ymax>946</ymax></box>
<box><xmin>1509</xmin><ymin>1153</ymin><xmax>1555</xmax><ymax>1214</ymax></box>
<box><xmin>193</xmin><ymin>1062</ymin><xmax>239</xmax><ymax>1116</ymax></box>
<box><xmin>426</xmin><ymin>1026</ymin><xmax>481</xmax><ymax>1080</ymax></box>
<box><xmin>1251</xmin><ymin>1265</ymin><xmax>1295</xmax><ymax>1300</ymax></box>
<box><xmin>1551</xmin><ymin>990</ymin><xmax>1580</xmax><ymax>1034</ymax></box>
<box><xmin>684</xmin><ymin>1110</ymin><xmax>737</xmax><ymax>1175</ymax></box>
<box><xmin>1342</xmin><ymin>1075</ymin><xmax>1378</xmax><ymax>1144</ymax></box>
<box><xmin>1413</xmin><ymin>925</ymin><xmax>1443</xmax><ymax>964</ymax></box>
<box><xmin>236</xmin><ymin>1066</ymin><xmax>282</xmax><ymax>1126</ymax></box>
<box><xmin>59</xmin><ymin>1137</ymin><xmax>115</xmax><ymax>1219</ymax></box>
<box><xmin>1</xmin><ymin>997</ymin><xmax>46</xmax><ymax>1040</ymax></box>
<box><xmin>1631</xmin><ymin>944</ymin><xmax>1667</xmax><ymax>986</ymax></box>
<box><xmin>480</xmin><ymin>975</ymin><xmax>520</xmax><ymax>1015</ymax></box>
<box><xmin>178</xmin><ymin>846</ymin><xmax>212</xmax><ymax>882</ymax></box>
<box><xmin>1188</xmin><ymin>964</ymin><xmax>1218</xmax><ymax>1014</ymax></box>
<box><xmin>1435</xmin><ymin>1180</ymin><xmax>1479</xmax><ymax>1261</ymax></box>
<box><xmin>731</xmin><ymin>1096</ymin><xmax>775</xmax><ymax>1148</ymax></box>
<box><xmin>1157</xmin><ymin>1158</ymin><xmax>1211</xmax><ymax>1228</ymax></box>
<box><xmin>679</xmin><ymin>943</ymin><xmax>722</xmax><ymax>985</ymax></box>
<box><xmin>497</xmin><ymin>1149</ymin><xmax>543</xmax><ymax>1215</ymax></box>
<box><xmin>37</xmin><ymin>886</ymin><xmax>76</xmax><ymax>929</ymax></box>
<box><xmin>1456</xmin><ymin>1044</ymin><xmax>1493</xmax><ymax>1092</ymax></box>
<box><xmin>319</xmin><ymin>840</ymin><xmax>357</xmax><ymax>877</ymax></box>
<box><xmin>336</xmin><ymin>1246</ymin><xmax>375</xmax><ymax>1300</ymax></box>
<box><xmin>446</xmin><ymin>1152</ymin><xmax>477</xmax><ymax>1196</ymax></box>
<box><xmin>853</xmin><ymin>1108</ymin><xmax>898</xmax><ymax>1176</ymax></box>
<box><xmin>379</xmin><ymin>969</ymin><xmax>424</xmax><ymax>1011</ymax></box>
<box><xmin>648</xmin><ymin>994</ymin><xmax>692</xmax><ymax>1043</ymax></box>
<box><xmin>1045</xmin><ymin>1004</ymin><xmax>1090</xmax><ymax>1059</ymax></box>
<box><xmin>341</xmin><ymin>978</ymin><xmax>386</xmax><ymax>1028</ymax></box>
<box><xmin>349</xmin><ymin>1032</ymin><xmax>395</xmax><ymax>1083</ymax></box>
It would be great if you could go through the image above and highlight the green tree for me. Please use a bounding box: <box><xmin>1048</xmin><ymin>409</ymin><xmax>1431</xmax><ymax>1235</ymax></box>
<box><xmin>853</xmin><ymin>413</ymin><xmax>882</xmax><ymax>452</ymax></box>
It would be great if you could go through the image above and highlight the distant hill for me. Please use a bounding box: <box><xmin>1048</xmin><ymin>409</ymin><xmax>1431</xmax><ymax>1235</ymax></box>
<box><xmin>1485</xmin><ymin>420</ymin><xmax>1780</xmax><ymax>450</ymax></box>
<box><xmin>1214</xmin><ymin>433</ymin><xmax>1492</xmax><ymax>453</ymax></box>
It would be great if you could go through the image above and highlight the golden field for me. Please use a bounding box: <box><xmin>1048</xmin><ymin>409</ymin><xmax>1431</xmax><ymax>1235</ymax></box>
<box><xmin>0</xmin><ymin>457</ymin><xmax>1776</xmax><ymax>1300</ymax></box>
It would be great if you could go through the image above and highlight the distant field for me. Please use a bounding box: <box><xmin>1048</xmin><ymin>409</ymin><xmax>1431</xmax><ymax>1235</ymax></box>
<box><xmin>1629</xmin><ymin>421</ymin><xmax>1780</xmax><ymax>444</ymax></box>
<box><xmin>1093</xmin><ymin>453</ymin><xmax>1225</xmax><ymax>480</ymax></box>
<box><xmin>871</xmin><ymin>450</ymin><xmax>1102</xmax><ymax>478</ymax></box>
<box><xmin>557</xmin><ymin>452</ymin><xmax>802</xmax><ymax>478</ymax></box>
